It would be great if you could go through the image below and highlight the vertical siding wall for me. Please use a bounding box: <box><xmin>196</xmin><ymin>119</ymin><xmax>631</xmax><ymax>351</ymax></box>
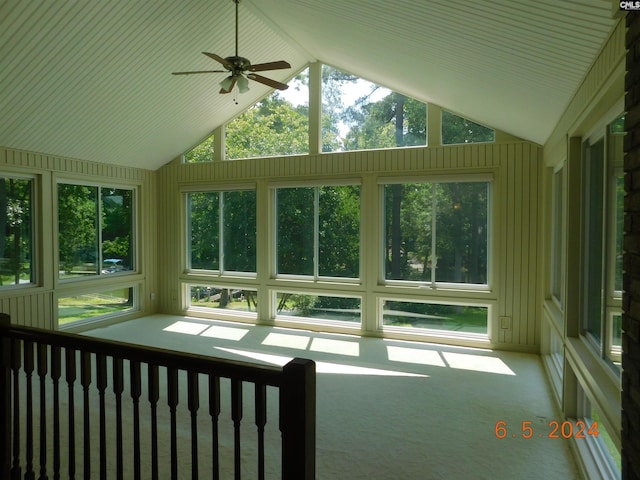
<box><xmin>624</xmin><ymin>12</ymin><xmax>640</xmax><ymax>480</ymax></box>
<box><xmin>158</xmin><ymin>142</ymin><xmax>542</xmax><ymax>351</ymax></box>
<box><xmin>0</xmin><ymin>147</ymin><xmax>157</xmax><ymax>329</ymax></box>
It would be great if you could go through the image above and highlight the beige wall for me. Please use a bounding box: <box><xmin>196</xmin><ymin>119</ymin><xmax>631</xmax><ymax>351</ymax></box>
<box><xmin>158</xmin><ymin>141</ymin><xmax>543</xmax><ymax>351</ymax></box>
<box><xmin>0</xmin><ymin>147</ymin><xmax>158</xmax><ymax>329</ymax></box>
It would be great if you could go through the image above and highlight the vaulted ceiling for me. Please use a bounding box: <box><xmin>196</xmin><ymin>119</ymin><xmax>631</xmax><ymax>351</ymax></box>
<box><xmin>0</xmin><ymin>0</ymin><xmax>618</xmax><ymax>170</ymax></box>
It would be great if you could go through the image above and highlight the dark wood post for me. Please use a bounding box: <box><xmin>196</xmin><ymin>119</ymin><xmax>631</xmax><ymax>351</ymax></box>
<box><xmin>626</xmin><ymin>10</ymin><xmax>640</xmax><ymax>480</ymax></box>
<box><xmin>0</xmin><ymin>313</ymin><xmax>11</xmax><ymax>479</ymax></box>
<box><xmin>280</xmin><ymin>358</ymin><xmax>315</xmax><ymax>480</ymax></box>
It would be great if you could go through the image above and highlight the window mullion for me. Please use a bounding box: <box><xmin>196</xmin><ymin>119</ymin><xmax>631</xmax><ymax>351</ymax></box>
<box><xmin>430</xmin><ymin>184</ymin><xmax>437</xmax><ymax>286</ymax></box>
<box><xmin>97</xmin><ymin>186</ymin><xmax>103</xmax><ymax>275</ymax></box>
<box><xmin>314</xmin><ymin>187</ymin><xmax>320</xmax><ymax>279</ymax></box>
<box><xmin>219</xmin><ymin>192</ymin><xmax>224</xmax><ymax>274</ymax></box>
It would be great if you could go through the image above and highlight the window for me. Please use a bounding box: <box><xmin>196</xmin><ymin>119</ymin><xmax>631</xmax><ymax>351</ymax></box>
<box><xmin>321</xmin><ymin>65</ymin><xmax>426</xmax><ymax>152</ymax></box>
<box><xmin>581</xmin><ymin>115</ymin><xmax>623</xmax><ymax>371</ymax></box>
<box><xmin>189</xmin><ymin>284</ymin><xmax>257</xmax><ymax>317</ymax></box>
<box><xmin>574</xmin><ymin>386</ymin><xmax>621</xmax><ymax>477</ymax></box>
<box><xmin>383</xmin><ymin>180</ymin><xmax>489</xmax><ymax>285</ymax></box>
<box><xmin>441</xmin><ymin>111</ymin><xmax>495</xmax><ymax>144</ymax></box>
<box><xmin>187</xmin><ymin>190</ymin><xmax>256</xmax><ymax>274</ymax></box>
<box><xmin>184</xmin><ymin>132</ymin><xmax>215</xmax><ymax>163</ymax></box>
<box><xmin>0</xmin><ymin>175</ymin><xmax>34</xmax><ymax>287</ymax></box>
<box><xmin>58</xmin><ymin>183</ymin><xmax>134</xmax><ymax>279</ymax></box>
<box><xmin>225</xmin><ymin>69</ymin><xmax>309</xmax><ymax>159</ymax></box>
<box><xmin>551</xmin><ymin>167</ymin><xmax>566</xmax><ymax>310</ymax></box>
<box><xmin>275</xmin><ymin>292</ymin><xmax>361</xmax><ymax>325</ymax></box>
<box><xmin>276</xmin><ymin>185</ymin><xmax>360</xmax><ymax>279</ymax></box>
<box><xmin>58</xmin><ymin>287</ymin><xmax>135</xmax><ymax>325</ymax></box>
<box><xmin>382</xmin><ymin>299</ymin><xmax>488</xmax><ymax>335</ymax></box>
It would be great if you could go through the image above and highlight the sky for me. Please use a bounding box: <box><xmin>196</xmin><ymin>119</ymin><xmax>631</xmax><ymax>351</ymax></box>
<box><xmin>278</xmin><ymin>74</ymin><xmax>391</xmax><ymax>138</ymax></box>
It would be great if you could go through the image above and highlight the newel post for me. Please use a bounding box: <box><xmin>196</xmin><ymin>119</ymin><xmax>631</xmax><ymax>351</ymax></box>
<box><xmin>0</xmin><ymin>313</ymin><xmax>11</xmax><ymax>478</ymax></box>
<box><xmin>280</xmin><ymin>357</ymin><xmax>316</xmax><ymax>480</ymax></box>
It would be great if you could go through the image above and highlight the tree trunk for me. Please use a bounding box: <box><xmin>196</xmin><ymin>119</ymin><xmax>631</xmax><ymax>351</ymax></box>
<box><xmin>219</xmin><ymin>289</ymin><xmax>229</xmax><ymax>308</ymax></box>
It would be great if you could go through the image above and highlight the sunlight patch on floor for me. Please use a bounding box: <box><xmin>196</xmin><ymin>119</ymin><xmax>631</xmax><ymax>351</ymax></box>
<box><xmin>201</xmin><ymin>324</ymin><xmax>250</xmax><ymax>341</ymax></box>
<box><xmin>386</xmin><ymin>345</ymin><xmax>447</xmax><ymax>367</ymax></box>
<box><xmin>262</xmin><ymin>332</ymin><xmax>310</xmax><ymax>349</ymax></box>
<box><xmin>215</xmin><ymin>347</ymin><xmax>428</xmax><ymax>377</ymax></box>
<box><xmin>163</xmin><ymin>320</ymin><xmax>210</xmax><ymax>335</ymax></box>
<box><xmin>310</xmin><ymin>337</ymin><xmax>359</xmax><ymax>356</ymax></box>
<box><xmin>441</xmin><ymin>352</ymin><xmax>516</xmax><ymax>375</ymax></box>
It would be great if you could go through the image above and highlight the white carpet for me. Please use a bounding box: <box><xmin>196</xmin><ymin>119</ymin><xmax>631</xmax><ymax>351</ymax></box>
<box><xmin>79</xmin><ymin>314</ymin><xmax>581</xmax><ymax>479</ymax></box>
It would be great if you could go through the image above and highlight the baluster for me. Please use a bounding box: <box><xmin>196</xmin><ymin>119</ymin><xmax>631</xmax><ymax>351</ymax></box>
<box><xmin>130</xmin><ymin>361</ymin><xmax>142</xmax><ymax>480</ymax></box>
<box><xmin>0</xmin><ymin>327</ymin><xmax>12</xmax><ymax>480</ymax></box>
<box><xmin>65</xmin><ymin>349</ymin><xmax>76</xmax><ymax>480</ymax></box>
<box><xmin>96</xmin><ymin>353</ymin><xmax>107</xmax><ymax>480</ymax></box>
<box><xmin>24</xmin><ymin>340</ymin><xmax>35</xmax><ymax>480</ymax></box>
<box><xmin>209</xmin><ymin>375</ymin><xmax>221</xmax><ymax>480</ymax></box>
<box><xmin>255</xmin><ymin>384</ymin><xmax>267</xmax><ymax>480</ymax></box>
<box><xmin>80</xmin><ymin>351</ymin><xmax>92</xmax><ymax>480</ymax></box>
<box><xmin>187</xmin><ymin>371</ymin><xmax>199</xmax><ymax>480</ymax></box>
<box><xmin>148</xmin><ymin>364</ymin><xmax>159</xmax><ymax>480</ymax></box>
<box><xmin>167</xmin><ymin>367</ymin><xmax>179</xmax><ymax>480</ymax></box>
<box><xmin>11</xmin><ymin>338</ymin><xmax>22</xmax><ymax>479</ymax></box>
<box><xmin>231</xmin><ymin>379</ymin><xmax>243</xmax><ymax>480</ymax></box>
<box><xmin>37</xmin><ymin>343</ymin><xmax>48</xmax><ymax>480</ymax></box>
<box><xmin>50</xmin><ymin>346</ymin><xmax>61</xmax><ymax>480</ymax></box>
<box><xmin>112</xmin><ymin>357</ymin><xmax>124</xmax><ymax>480</ymax></box>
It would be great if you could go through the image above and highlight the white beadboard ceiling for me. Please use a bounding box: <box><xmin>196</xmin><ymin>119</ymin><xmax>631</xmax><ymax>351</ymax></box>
<box><xmin>0</xmin><ymin>0</ymin><xmax>618</xmax><ymax>170</ymax></box>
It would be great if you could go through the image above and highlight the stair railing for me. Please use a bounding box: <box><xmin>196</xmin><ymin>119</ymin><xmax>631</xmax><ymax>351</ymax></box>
<box><xmin>0</xmin><ymin>313</ymin><xmax>315</xmax><ymax>479</ymax></box>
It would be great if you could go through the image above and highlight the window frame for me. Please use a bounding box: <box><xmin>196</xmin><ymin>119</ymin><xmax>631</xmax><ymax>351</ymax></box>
<box><xmin>579</xmin><ymin>113</ymin><xmax>624</xmax><ymax>373</ymax></box>
<box><xmin>56</xmin><ymin>179</ymin><xmax>137</xmax><ymax>284</ymax></box>
<box><xmin>379</xmin><ymin>296</ymin><xmax>491</xmax><ymax>339</ymax></box>
<box><xmin>550</xmin><ymin>164</ymin><xmax>566</xmax><ymax>312</ymax></box>
<box><xmin>184</xmin><ymin>184</ymin><xmax>258</xmax><ymax>278</ymax></box>
<box><xmin>378</xmin><ymin>173</ymin><xmax>493</xmax><ymax>291</ymax></box>
<box><xmin>0</xmin><ymin>172</ymin><xmax>37</xmax><ymax>289</ymax></box>
<box><xmin>272</xmin><ymin>289</ymin><xmax>363</xmax><ymax>328</ymax></box>
<box><xmin>271</xmin><ymin>179</ymin><xmax>362</xmax><ymax>283</ymax></box>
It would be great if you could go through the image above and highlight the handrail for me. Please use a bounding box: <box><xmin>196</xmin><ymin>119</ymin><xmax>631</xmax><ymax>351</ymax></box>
<box><xmin>0</xmin><ymin>313</ymin><xmax>316</xmax><ymax>479</ymax></box>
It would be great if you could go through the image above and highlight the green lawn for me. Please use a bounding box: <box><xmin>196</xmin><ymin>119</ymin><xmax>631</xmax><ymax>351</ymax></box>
<box><xmin>58</xmin><ymin>289</ymin><xmax>131</xmax><ymax>324</ymax></box>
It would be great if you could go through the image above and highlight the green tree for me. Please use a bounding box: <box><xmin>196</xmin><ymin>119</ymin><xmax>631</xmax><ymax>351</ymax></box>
<box><xmin>184</xmin><ymin>133</ymin><xmax>215</xmax><ymax>163</ymax></box>
<box><xmin>102</xmin><ymin>188</ymin><xmax>132</xmax><ymax>267</ymax></box>
<box><xmin>442</xmin><ymin>111</ymin><xmax>494</xmax><ymax>144</ymax></box>
<box><xmin>318</xmin><ymin>185</ymin><xmax>360</xmax><ymax>277</ymax></box>
<box><xmin>226</xmin><ymin>94</ymin><xmax>309</xmax><ymax>158</ymax></box>
<box><xmin>0</xmin><ymin>178</ymin><xmax>32</xmax><ymax>285</ymax></box>
<box><xmin>58</xmin><ymin>184</ymin><xmax>98</xmax><ymax>274</ymax></box>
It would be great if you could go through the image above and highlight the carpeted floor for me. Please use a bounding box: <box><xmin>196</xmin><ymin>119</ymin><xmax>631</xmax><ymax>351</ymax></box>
<box><xmin>81</xmin><ymin>314</ymin><xmax>581</xmax><ymax>479</ymax></box>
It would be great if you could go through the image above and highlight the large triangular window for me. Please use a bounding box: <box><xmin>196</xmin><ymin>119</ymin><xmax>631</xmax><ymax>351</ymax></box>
<box><xmin>321</xmin><ymin>65</ymin><xmax>426</xmax><ymax>152</ymax></box>
<box><xmin>225</xmin><ymin>68</ymin><xmax>310</xmax><ymax>160</ymax></box>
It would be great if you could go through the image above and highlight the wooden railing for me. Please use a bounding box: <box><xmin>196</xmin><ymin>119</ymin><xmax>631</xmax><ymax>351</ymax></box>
<box><xmin>0</xmin><ymin>314</ymin><xmax>315</xmax><ymax>479</ymax></box>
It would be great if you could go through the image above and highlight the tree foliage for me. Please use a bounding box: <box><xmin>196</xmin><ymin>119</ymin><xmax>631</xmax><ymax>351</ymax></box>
<box><xmin>183</xmin><ymin>66</ymin><xmax>494</xmax><ymax>318</ymax></box>
<box><xmin>58</xmin><ymin>185</ymin><xmax>132</xmax><ymax>276</ymax></box>
<box><xmin>0</xmin><ymin>177</ymin><xmax>32</xmax><ymax>285</ymax></box>
<box><xmin>226</xmin><ymin>93</ymin><xmax>309</xmax><ymax>159</ymax></box>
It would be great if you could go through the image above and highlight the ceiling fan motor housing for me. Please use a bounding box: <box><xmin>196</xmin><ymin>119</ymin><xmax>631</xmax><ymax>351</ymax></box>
<box><xmin>225</xmin><ymin>56</ymin><xmax>252</xmax><ymax>74</ymax></box>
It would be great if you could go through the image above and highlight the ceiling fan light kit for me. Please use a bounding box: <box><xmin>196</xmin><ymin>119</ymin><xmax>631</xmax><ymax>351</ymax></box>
<box><xmin>172</xmin><ymin>0</ymin><xmax>291</xmax><ymax>96</ymax></box>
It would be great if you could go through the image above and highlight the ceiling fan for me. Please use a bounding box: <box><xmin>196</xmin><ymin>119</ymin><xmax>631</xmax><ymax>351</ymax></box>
<box><xmin>172</xmin><ymin>0</ymin><xmax>291</xmax><ymax>95</ymax></box>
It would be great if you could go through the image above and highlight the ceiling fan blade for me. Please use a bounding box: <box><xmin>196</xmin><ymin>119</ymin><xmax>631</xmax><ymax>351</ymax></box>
<box><xmin>249</xmin><ymin>60</ymin><xmax>291</xmax><ymax>72</ymax></box>
<box><xmin>172</xmin><ymin>70</ymin><xmax>227</xmax><ymax>75</ymax></box>
<box><xmin>219</xmin><ymin>77</ymin><xmax>237</xmax><ymax>94</ymax></box>
<box><xmin>203</xmin><ymin>52</ymin><xmax>233</xmax><ymax>69</ymax></box>
<box><xmin>247</xmin><ymin>73</ymin><xmax>289</xmax><ymax>91</ymax></box>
